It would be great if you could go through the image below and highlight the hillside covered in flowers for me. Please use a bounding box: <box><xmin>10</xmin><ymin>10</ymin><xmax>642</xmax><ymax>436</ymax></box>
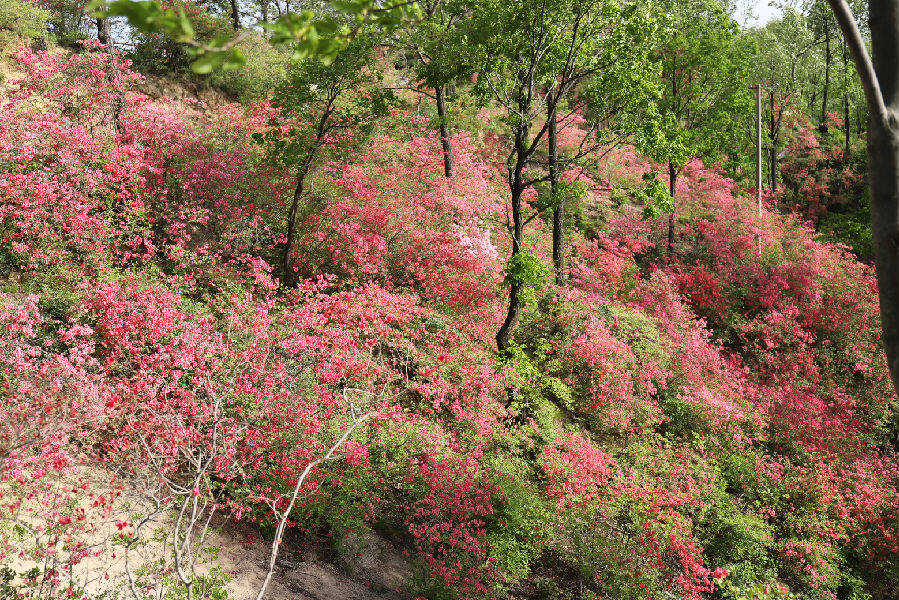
<box><xmin>2</xmin><ymin>1</ymin><xmax>899</xmax><ymax>599</ymax></box>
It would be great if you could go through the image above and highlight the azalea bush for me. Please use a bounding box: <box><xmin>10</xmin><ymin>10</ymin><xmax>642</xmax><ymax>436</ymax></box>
<box><xmin>0</xmin><ymin>36</ymin><xmax>898</xmax><ymax>600</ymax></box>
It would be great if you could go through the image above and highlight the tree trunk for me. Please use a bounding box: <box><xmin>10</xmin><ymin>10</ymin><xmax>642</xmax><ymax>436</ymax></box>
<box><xmin>280</xmin><ymin>101</ymin><xmax>334</xmax><ymax>288</ymax></box>
<box><xmin>869</xmin><ymin>115</ymin><xmax>899</xmax><ymax>399</ymax></box>
<box><xmin>548</xmin><ymin>97</ymin><xmax>564</xmax><ymax>285</ymax></box>
<box><xmin>770</xmin><ymin>147</ymin><xmax>777</xmax><ymax>191</ymax></box>
<box><xmin>770</xmin><ymin>90</ymin><xmax>778</xmax><ymax>190</ymax></box>
<box><xmin>435</xmin><ymin>85</ymin><xmax>454</xmax><ymax>178</ymax></box>
<box><xmin>845</xmin><ymin>92</ymin><xmax>852</xmax><ymax>154</ymax></box>
<box><xmin>230</xmin><ymin>0</ymin><xmax>240</xmax><ymax>30</ymax></box>
<box><xmin>844</xmin><ymin>43</ymin><xmax>851</xmax><ymax>155</ymax></box>
<box><xmin>866</xmin><ymin>0</ymin><xmax>899</xmax><ymax>400</ymax></box>
<box><xmin>97</xmin><ymin>17</ymin><xmax>123</xmax><ymax>135</ymax></box>
<box><xmin>496</xmin><ymin>281</ymin><xmax>522</xmax><ymax>352</ymax></box>
<box><xmin>282</xmin><ymin>170</ymin><xmax>305</xmax><ymax>288</ymax></box>
<box><xmin>496</xmin><ymin>188</ymin><xmax>524</xmax><ymax>352</ymax></box>
<box><xmin>96</xmin><ymin>17</ymin><xmax>110</xmax><ymax>45</ymax></box>
<box><xmin>497</xmin><ymin>131</ymin><xmax>527</xmax><ymax>353</ymax></box>
<box><xmin>667</xmin><ymin>161</ymin><xmax>678</xmax><ymax>257</ymax></box>
<box><xmin>821</xmin><ymin>22</ymin><xmax>832</xmax><ymax>133</ymax></box>
<box><xmin>829</xmin><ymin>0</ymin><xmax>899</xmax><ymax>406</ymax></box>
<box><xmin>843</xmin><ymin>38</ymin><xmax>852</xmax><ymax>158</ymax></box>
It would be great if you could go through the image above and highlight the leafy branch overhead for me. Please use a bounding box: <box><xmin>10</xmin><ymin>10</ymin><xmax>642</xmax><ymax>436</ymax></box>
<box><xmin>92</xmin><ymin>0</ymin><xmax>421</xmax><ymax>72</ymax></box>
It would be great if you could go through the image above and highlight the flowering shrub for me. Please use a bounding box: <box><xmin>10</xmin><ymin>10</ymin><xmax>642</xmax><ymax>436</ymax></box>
<box><xmin>779</xmin><ymin>118</ymin><xmax>866</xmax><ymax>225</ymax></box>
<box><xmin>1</xmin><ymin>37</ymin><xmax>898</xmax><ymax>600</ymax></box>
<box><xmin>642</xmin><ymin>153</ymin><xmax>899</xmax><ymax>597</ymax></box>
<box><xmin>540</xmin><ymin>434</ymin><xmax>719</xmax><ymax>600</ymax></box>
<box><xmin>548</xmin><ymin>309</ymin><xmax>665</xmax><ymax>433</ymax></box>
<box><xmin>405</xmin><ymin>454</ymin><xmax>500</xmax><ymax>598</ymax></box>
<box><xmin>306</xmin><ymin>122</ymin><xmax>505</xmax><ymax>311</ymax></box>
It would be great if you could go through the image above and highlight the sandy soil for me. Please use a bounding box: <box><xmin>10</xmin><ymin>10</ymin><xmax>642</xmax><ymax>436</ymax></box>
<box><xmin>1</xmin><ymin>465</ymin><xmax>413</xmax><ymax>600</ymax></box>
<box><xmin>216</xmin><ymin>523</ymin><xmax>412</xmax><ymax>600</ymax></box>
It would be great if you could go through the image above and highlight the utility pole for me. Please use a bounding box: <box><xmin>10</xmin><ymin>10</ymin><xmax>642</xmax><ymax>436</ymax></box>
<box><xmin>751</xmin><ymin>83</ymin><xmax>763</xmax><ymax>215</ymax></box>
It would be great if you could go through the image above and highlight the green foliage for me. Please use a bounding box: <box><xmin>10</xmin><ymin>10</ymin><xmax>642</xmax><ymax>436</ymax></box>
<box><xmin>504</xmin><ymin>251</ymin><xmax>548</xmax><ymax>300</ymax></box>
<box><xmin>37</xmin><ymin>289</ymin><xmax>77</xmax><ymax>322</ymax></box>
<box><xmin>740</xmin><ymin>8</ymin><xmax>817</xmax><ymax>183</ymax></box>
<box><xmin>152</xmin><ymin>567</ymin><xmax>231</xmax><ymax>600</ymax></box>
<box><xmin>112</xmin><ymin>0</ymin><xmax>237</xmax><ymax>74</ymax></box>
<box><xmin>836</xmin><ymin>568</ymin><xmax>875</xmax><ymax>600</ymax></box>
<box><xmin>578</xmin><ymin>0</ymin><xmax>664</xmax><ymax>146</ymax></box>
<box><xmin>697</xmin><ymin>484</ymin><xmax>776</xmax><ymax>585</ymax></box>
<box><xmin>536</xmin><ymin>179</ymin><xmax>589</xmax><ymax>216</ymax></box>
<box><xmin>96</xmin><ymin>0</ymin><xmax>241</xmax><ymax>73</ymax></box>
<box><xmin>636</xmin><ymin>172</ymin><xmax>674</xmax><ymax>218</ymax></box>
<box><xmin>603</xmin><ymin>303</ymin><xmax>670</xmax><ymax>368</ymax></box>
<box><xmin>208</xmin><ymin>33</ymin><xmax>290</xmax><ymax>102</ymax></box>
<box><xmin>819</xmin><ymin>203</ymin><xmax>873</xmax><ymax>261</ymax></box>
<box><xmin>719</xmin><ymin>579</ymin><xmax>798</xmax><ymax>600</ymax></box>
<box><xmin>395</xmin><ymin>0</ymin><xmax>477</xmax><ymax>93</ymax></box>
<box><xmin>484</xmin><ymin>459</ymin><xmax>552</xmax><ymax>593</ymax></box>
<box><xmin>649</xmin><ymin>0</ymin><xmax>754</xmax><ymax>174</ymax></box>
<box><xmin>532</xmin><ymin>575</ymin><xmax>575</xmax><ymax>600</ymax></box>
<box><xmin>657</xmin><ymin>385</ymin><xmax>707</xmax><ymax>437</ymax></box>
<box><xmin>95</xmin><ymin>0</ymin><xmax>419</xmax><ymax>73</ymax></box>
<box><xmin>190</xmin><ymin>44</ymin><xmax>246</xmax><ymax>74</ymax></box>
<box><xmin>501</xmin><ymin>342</ymin><xmax>569</xmax><ymax>445</ymax></box>
<box><xmin>0</xmin><ymin>0</ymin><xmax>49</xmax><ymax>46</ymax></box>
<box><xmin>556</xmin><ymin>508</ymin><xmax>661</xmax><ymax>600</ymax></box>
<box><xmin>264</xmin><ymin>10</ymin><xmax>347</xmax><ymax>63</ymax></box>
<box><xmin>0</xmin><ymin>566</ymin><xmax>16</xmax><ymax>600</ymax></box>
<box><xmin>255</xmin><ymin>35</ymin><xmax>392</xmax><ymax>169</ymax></box>
<box><xmin>102</xmin><ymin>0</ymin><xmax>194</xmax><ymax>42</ymax></box>
<box><xmin>465</xmin><ymin>0</ymin><xmax>660</xmax><ymax>125</ymax></box>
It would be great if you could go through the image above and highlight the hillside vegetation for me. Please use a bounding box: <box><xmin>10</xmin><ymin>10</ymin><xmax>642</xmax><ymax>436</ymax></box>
<box><xmin>1</xmin><ymin>1</ymin><xmax>898</xmax><ymax>599</ymax></box>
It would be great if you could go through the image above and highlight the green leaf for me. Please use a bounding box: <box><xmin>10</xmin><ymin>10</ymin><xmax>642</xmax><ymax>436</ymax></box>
<box><xmin>191</xmin><ymin>51</ymin><xmax>226</xmax><ymax>74</ymax></box>
<box><xmin>222</xmin><ymin>48</ymin><xmax>246</xmax><ymax>71</ymax></box>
